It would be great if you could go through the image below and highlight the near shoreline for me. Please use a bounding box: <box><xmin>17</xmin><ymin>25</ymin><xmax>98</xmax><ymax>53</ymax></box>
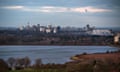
<box><xmin>70</xmin><ymin>50</ymin><xmax>120</xmax><ymax>64</ymax></box>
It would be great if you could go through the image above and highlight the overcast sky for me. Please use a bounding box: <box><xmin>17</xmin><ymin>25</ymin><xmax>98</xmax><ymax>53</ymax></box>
<box><xmin>0</xmin><ymin>0</ymin><xmax>120</xmax><ymax>27</ymax></box>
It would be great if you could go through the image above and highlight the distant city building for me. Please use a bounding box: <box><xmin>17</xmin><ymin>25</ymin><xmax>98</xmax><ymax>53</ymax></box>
<box><xmin>19</xmin><ymin>23</ymin><xmax>61</xmax><ymax>33</ymax></box>
<box><xmin>36</xmin><ymin>24</ymin><xmax>40</xmax><ymax>31</ymax></box>
<box><xmin>18</xmin><ymin>24</ymin><xmax>114</xmax><ymax>36</ymax></box>
<box><xmin>40</xmin><ymin>26</ymin><xmax>46</xmax><ymax>32</ymax></box>
<box><xmin>46</xmin><ymin>28</ymin><xmax>52</xmax><ymax>33</ymax></box>
<box><xmin>86</xmin><ymin>24</ymin><xmax>90</xmax><ymax>30</ymax></box>
<box><xmin>83</xmin><ymin>24</ymin><xmax>95</xmax><ymax>31</ymax></box>
<box><xmin>89</xmin><ymin>29</ymin><xmax>113</xmax><ymax>36</ymax></box>
<box><xmin>47</xmin><ymin>25</ymin><xmax>52</xmax><ymax>29</ymax></box>
<box><xmin>114</xmin><ymin>33</ymin><xmax>120</xmax><ymax>44</ymax></box>
<box><xmin>25</xmin><ymin>22</ymin><xmax>31</xmax><ymax>30</ymax></box>
<box><xmin>19</xmin><ymin>26</ymin><xmax>24</xmax><ymax>31</ymax></box>
<box><xmin>53</xmin><ymin>27</ymin><xmax>58</xmax><ymax>33</ymax></box>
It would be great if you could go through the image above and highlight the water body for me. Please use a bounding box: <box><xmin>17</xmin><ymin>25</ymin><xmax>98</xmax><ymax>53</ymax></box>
<box><xmin>0</xmin><ymin>46</ymin><xmax>119</xmax><ymax>64</ymax></box>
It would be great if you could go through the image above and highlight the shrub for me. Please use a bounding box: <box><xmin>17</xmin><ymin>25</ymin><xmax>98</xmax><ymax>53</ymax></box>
<box><xmin>82</xmin><ymin>52</ymin><xmax>87</xmax><ymax>55</ymax></box>
<box><xmin>0</xmin><ymin>59</ymin><xmax>9</xmax><ymax>72</ymax></box>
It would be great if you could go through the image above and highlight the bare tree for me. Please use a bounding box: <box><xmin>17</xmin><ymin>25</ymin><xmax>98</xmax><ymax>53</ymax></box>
<box><xmin>24</xmin><ymin>56</ymin><xmax>31</xmax><ymax>68</ymax></box>
<box><xmin>16</xmin><ymin>58</ymin><xmax>24</xmax><ymax>68</ymax></box>
<box><xmin>15</xmin><ymin>57</ymin><xmax>31</xmax><ymax>68</ymax></box>
<box><xmin>34</xmin><ymin>58</ymin><xmax>42</xmax><ymax>68</ymax></box>
<box><xmin>7</xmin><ymin>57</ymin><xmax>16</xmax><ymax>70</ymax></box>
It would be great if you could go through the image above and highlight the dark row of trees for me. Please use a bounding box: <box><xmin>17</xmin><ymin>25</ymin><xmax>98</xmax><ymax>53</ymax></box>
<box><xmin>0</xmin><ymin>57</ymin><xmax>66</xmax><ymax>72</ymax></box>
<box><xmin>0</xmin><ymin>56</ymin><xmax>42</xmax><ymax>72</ymax></box>
<box><xmin>0</xmin><ymin>33</ymin><xmax>114</xmax><ymax>45</ymax></box>
<box><xmin>0</xmin><ymin>29</ymin><xmax>115</xmax><ymax>45</ymax></box>
<box><xmin>7</xmin><ymin>56</ymin><xmax>32</xmax><ymax>70</ymax></box>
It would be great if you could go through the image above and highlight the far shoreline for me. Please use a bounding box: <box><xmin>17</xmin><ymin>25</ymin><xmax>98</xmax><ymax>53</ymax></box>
<box><xmin>0</xmin><ymin>44</ymin><xmax>120</xmax><ymax>48</ymax></box>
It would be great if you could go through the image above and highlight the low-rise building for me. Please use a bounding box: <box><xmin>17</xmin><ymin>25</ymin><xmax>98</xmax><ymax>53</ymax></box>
<box><xmin>88</xmin><ymin>29</ymin><xmax>113</xmax><ymax>36</ymax></box>
<box><xmin>46</xmin><ymin>28</ymin><xmax>52</xmax><ymax>33</ymax></box>
<box><xmin>114</xmin><ymin>33</ymin><xmax>120</xmax><ymax>44</ymax></box>
<box><xmin>39</xmin><ymin>26</ymin><xmax>46</xmax><ymax>32</ymax></box>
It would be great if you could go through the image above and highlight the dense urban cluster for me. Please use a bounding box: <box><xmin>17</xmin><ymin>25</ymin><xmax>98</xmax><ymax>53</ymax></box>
<box><xmin>19</xmin><ymin>24</ymin><xmax>61</xmax><ymax>33</ymax></box>
<box><xmin>19</xmin><ymin>24</ymin><xmax>113</xmax><ymax>36</ymax></box>
<box><xmin>0</xmin><ymin>24</ymin><xmax>120</xmax><ymax>45</ymax></box>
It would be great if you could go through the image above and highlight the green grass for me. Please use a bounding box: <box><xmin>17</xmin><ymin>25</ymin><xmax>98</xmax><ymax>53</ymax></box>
<box><xmin>9</xmin><ymin>68</ymin><xmax>67</xmax><ymax>72</ymax></box>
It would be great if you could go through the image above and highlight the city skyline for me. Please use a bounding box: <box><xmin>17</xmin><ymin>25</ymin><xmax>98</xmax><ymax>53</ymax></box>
<box><xmin>0</xmin><ymin>0</ymin><xmax>120</xmax><ymax>27</ymax></box>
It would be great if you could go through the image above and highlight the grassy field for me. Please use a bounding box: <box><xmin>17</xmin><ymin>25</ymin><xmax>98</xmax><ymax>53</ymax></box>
<box><xmin>9</xmin><ymin>68</ymin><xmax>67</xmax><ymax>72</ymax></box>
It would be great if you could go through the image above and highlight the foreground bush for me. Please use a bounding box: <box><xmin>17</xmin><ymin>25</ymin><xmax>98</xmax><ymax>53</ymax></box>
<box><xmin>0</xmin><ymin>59</ymin><xmax>9</xmax><ymax>72</ymax></box>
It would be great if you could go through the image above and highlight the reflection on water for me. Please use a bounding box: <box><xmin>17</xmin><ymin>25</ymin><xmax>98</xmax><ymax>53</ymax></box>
<box><xmin>0</xmin><ymin>46</ymin><xmax>119</xmax><ymax>64</ymax></box>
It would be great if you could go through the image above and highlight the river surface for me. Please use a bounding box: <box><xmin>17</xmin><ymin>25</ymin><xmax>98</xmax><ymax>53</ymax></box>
<box><xmin>0</xmin><ymin>46</ymin><xmax>119</xmax><ymax>64</ymax></box>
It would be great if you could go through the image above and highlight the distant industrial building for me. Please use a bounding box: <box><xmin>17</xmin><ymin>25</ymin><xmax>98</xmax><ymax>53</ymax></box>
<box><xmin>87</xmin><ymin>29</ymin><xmax>113</xmax><ymax>36</ymax></box>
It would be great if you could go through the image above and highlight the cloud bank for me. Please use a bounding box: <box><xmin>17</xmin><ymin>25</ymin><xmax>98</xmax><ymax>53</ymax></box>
<box><xmin>1</xmin><ymin>6</ymin><xmax>111</xmax><ymax>13</ymax></box>
<box><xmin>2</xmin><ymin>6</ymin><xmax>24</xmax><ymax>9</ymax></box>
